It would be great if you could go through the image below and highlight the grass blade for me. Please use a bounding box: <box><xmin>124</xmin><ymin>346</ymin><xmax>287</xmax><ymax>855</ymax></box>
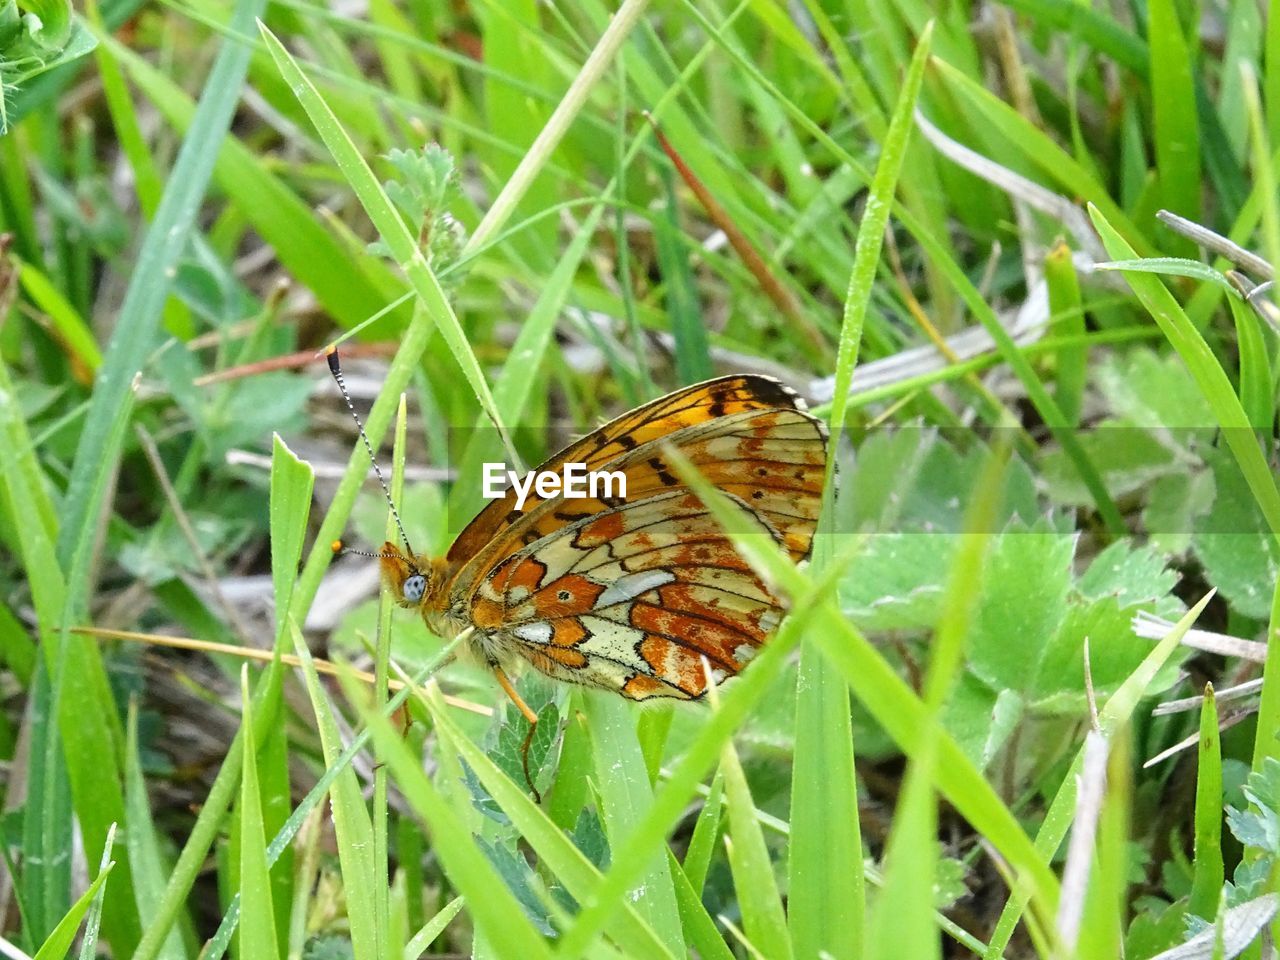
<box><xmin>236</xmin><ymin>668</ymin><xmax>280</xmax><ymax>960</ymax></box>
<box><xmin>1148</xmin><ymin>0</ymin><xmax>1203</xmax><ymax>235</ymax></box>
<box><xmin>289</xmin><ymin>622</ymin><xmax>382</xmax><ymax>959</ymax></box>
<box><xmin>259</xmin><ymin>22</ymin><xmax>516</xmax><ymax>460</ymax></box>
<box><xmin>124</xmin><ymin>703</ymin><xmax>188</xmax><ymax>960</ymax></box>
<box><xmin>583</xmin><ymin>693</ymin><xmax>686</xmax><ymax>954</ymax></box>
<box><xmin>720</xmin><ymin>729</ymin><xmax>791</xmax><ymax>960</ymax></box>
<box><xmin>790</xmin><ymin>26</ymin><xmax>933</xmax><ymax>960</ymax></box>
<box><xmin>345</xmin><ymin>676</ymin><xmax>556</xmax><ymax>959</ymax></box>
<box><xmin>1188</xmin><ymin>685</ymin><xmax>1225</xmax><ymax>920</ymax></box>
<box><xmin>31</xmin><ymin>827</ymin><xmax>115</xmax><ymax>960</ymax></box>
<box><xmin>404</xmin><ymin>896</ymin><xmax>464</xmax><ymax>958</ymax></box>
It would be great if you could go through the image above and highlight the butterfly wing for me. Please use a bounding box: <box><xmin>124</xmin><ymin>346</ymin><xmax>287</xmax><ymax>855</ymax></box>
<box><xmin>453</xmin><ymin>382</ymin><xmax>828</xmax><ymax>698</ymax></box>
<box><xmin>469</xmin><ymin>491</ymin><xmax>792</xmax><ymax>700</ymax></box>
<box><xmin>445</xmin><ymin>375</ymin><xmax>813</xmax><ymax>575</ymax></box>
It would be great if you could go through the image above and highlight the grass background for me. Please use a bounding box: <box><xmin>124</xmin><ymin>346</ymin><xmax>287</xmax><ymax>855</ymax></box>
<box><xmin>3</xmin><ymin>0</ymin><xmax>1280</xmax><ymax>957</ymax></box>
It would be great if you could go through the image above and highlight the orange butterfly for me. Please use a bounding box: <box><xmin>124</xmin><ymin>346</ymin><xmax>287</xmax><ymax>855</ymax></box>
<box><xmin>333</xmin><ymin>357</ymin><xmax>827</xmax><ymax>720</ymax></box>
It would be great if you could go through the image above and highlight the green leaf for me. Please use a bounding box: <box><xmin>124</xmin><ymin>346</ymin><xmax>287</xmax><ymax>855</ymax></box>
<box><xmin>269</xmin><ymin>434</ymin><xmax>314</xmax><ymax>633</ymax></box>
<box><xmin>289</xmin><ymin>624</ymin><xmax>381</xmax><ymax>959</ymax></box>
<box><xmin>966</xmin><ymin>529</ymin><xmax>1074</xmax><ymax>695</ymax></box>
<box><xmin>721</xmin><ymin>730</ymin><xmax>791</xmax><ymax>960</ymax></box>
<box><xmin>1148</xmin><ymin>0</ymin><xmax>1203</xmax><ymax>231</ymax></box>
<box><xmin>1194</xmin><ymin>448</ymin><xmax>1280</xmax><ymax>619</ymax></box>
<box><xmin>583</xmin><ymin>692</ymin><xmax>686</xmax><ymax>954</ymax></box>
<box><xmin>124</xmin><ymin>703</ymin><xmax>187</xmax><ymax>960</ymax></box>
<box><xmin>1076</xmin><ymin>542</ymin><xmax>1180</xmax><ymax>609</ymax></box>
<box><xmin>1188</xmin><ymin>685</ymin><xmax>1225</xmax><ymax>920</ymax></box>
<box><xmin>237</xmin><ymin>669</ymin><xmax>280</xmax><ymax>960</ymax></box>
<box><xmin>32</xmin><ymin>827</ymin><xmax>115</xmax><ymax>960</ymax></box>
<box><xmin>404</xmin><ymin>896</ymin><xmax>464</xmax><ymax>958</ymax></box>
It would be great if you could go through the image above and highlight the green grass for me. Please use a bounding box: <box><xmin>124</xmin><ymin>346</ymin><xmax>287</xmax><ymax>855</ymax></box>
<box><xmin>6</xmin><ymin>1</ymin><xmax>1280</xmax><ymax>958</ymax></box>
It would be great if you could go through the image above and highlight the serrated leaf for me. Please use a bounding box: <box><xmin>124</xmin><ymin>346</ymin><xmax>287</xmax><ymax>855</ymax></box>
<box><xmin>1194</xmin><ymin>448</ymin><xmax>1280</xmax><ymax>619</ymax></box>
<box><xmin>1225</xmin><ymin>807</ymin><xmax>1276</xmax><ymax>853</ymax></box>
<box><xmin>490</xmin><ymin>699</ymin><xmax>560</xmax><ymax>796</ymax></box>
<box><xmin>1096</xmin><ymin>349</ymin><xmax>1215</xmax><ymax>428</ymax></box>
<box><xmin>839</xmin><ymin>533</ymin><xmax>953</xmax><ymax>630</ymax></box>
<box><xmin>475</xmin><ymin>838</ymin><xmax>556</xmax><ymax>936</ymax></box>
<box><xmin>1145</xmin><ymin>471</ymin><xmax>1215</xmax><ymax>555</ymax></box>
<box><xmin>941</xmin><ymin>676</ymin><xmax>1022</xmax><ymax>771</ymax></box>
<box><xmin>967</xmin><ymin>528</ymin><xmax>1075</xmax><ymax>694</ymax></box>
<box><xmin>570</xmin><ymin>808</ymin><xmax>611</xmax><ymax>871</ymax></box>
<box><xmin>1036</xmin><ymin>597</ymin><xmax>1184</xmax><ymax>700</ymax></box>
<box><xmin>1077</xmin><ymin>541</ymin><xmax>1179</xmax><ymax>607</ymax></box>
<box><xmin>1040</xmin><ymin>422</ymin><xmax>1182</xmax><ymax>505</ymax></box>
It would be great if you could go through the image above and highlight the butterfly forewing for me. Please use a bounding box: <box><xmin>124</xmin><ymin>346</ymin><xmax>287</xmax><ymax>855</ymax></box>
<box><xmin>445</xmin><ymin>375</ymin><xmax>815</xmax><ymax>578</ymax></box>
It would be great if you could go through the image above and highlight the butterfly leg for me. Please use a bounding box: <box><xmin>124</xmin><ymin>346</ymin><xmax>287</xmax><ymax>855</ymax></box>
<box><xmin>493</xmin><ymin>665</ymin><xmax>543</xmax><ymax>803</ymax></box>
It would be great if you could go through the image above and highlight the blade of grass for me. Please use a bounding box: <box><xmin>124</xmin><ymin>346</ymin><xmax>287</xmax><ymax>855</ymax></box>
<box><xmin>0</xmin><ymin>352</ymin><xmax>117</xmax><ymax>948</ymax></box>
<box><xmin>583</xmin><ymin>693</ymin><xmax>686</xmax><ymax>954</ymax></box>
<box><xmin>654</xmin><ymin>162</ymin><xmax>712</xmax><ymax>384</ymax></box>
<box><xmin>983</xmin><ymin>592</ymin><xmax>1215</xmax><ymax>957</ymax></box>
<box><xmin>340</xmin><ymin>674</ymin><xmax>557</xmax><ymax>959</ymax></box>
<box><xmin>14</xmin><ymin>259</ymin><xmax>101</xmax><ymax>373</ymax></box>
<box><xmin>667</xmin><ymin>854</ymin><xmax>736</xmax><ymax>960</ymax></box>
<box><xmin>269</xmin><ymin>435</ymin><xmax>314</xmax><ymax>629</ymax></box>
<box><xmin>289</xmin><ymin>622</ymin><xmax>382</xmax><ymax>960</ymax></box>
<box><xmin>31</xmin><ymin>827</ymin><xmax>115</xmax><ymax>960</ymax></box>
<box><xmin>1074</xmin><ymin>733</ymin><xmax>1131</xmax><ymax>959</ymax></box>
<box><xmin>1227</xmin><ymin>295</ymin><xmax>1273</xmax><ymax>429</ymax></box>
<box><xmin>75</xmin><ymin>824</ymin><xmax>117</xmax><ymax>960</ymax></box>
<box><xmin>793</xmin><ymin>23</ymin><xmax>934</xmax><ymax>960</ymax></box>
<box><xmin>403</xmin><ymin>896</ymin><xmax>464</xmax><ymax>958</ymax></box>
<box><xmin>1188</xmin><ymin>685</ymin><xmax>1225</xmax><ymax>920</ymax></box>
<box><xmin>124</xmin><ymin>702</ymin><xmax>188</xmax><ymax>960</ymax></box>
<box><xmin>719</xmin><ymin>722</ymin><xmax>791</xmax><ymax>960</ymax></box>
<box><xmin>1044</xmin><ymin>242</ymin><xmax>1086</xmax><ymax>427</ymax></box>
<box><xmin>1148</xmin><ymin>0</ymin><xmax>1203</xmax><ymax>237</ymax></box>
<box><xmin>259</xmin><ymin>22</ymin><xmax>516</xmax><ymax>461</ymax></box>
<box><xmin>236</xmin><ymin>668</ymin><xmax>280</xmax><ymax>960</ymax></box>
<box><xmin>682</xmin><ymin>769</ymin><xmax>722</xmax><ymax>895</ymax></box>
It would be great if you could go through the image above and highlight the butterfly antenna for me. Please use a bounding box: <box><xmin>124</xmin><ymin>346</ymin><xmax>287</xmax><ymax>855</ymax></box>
<box><xmin>324</xmin><ymin>345</ymin><xmax>417</xmax><ymax>562</ymax></box>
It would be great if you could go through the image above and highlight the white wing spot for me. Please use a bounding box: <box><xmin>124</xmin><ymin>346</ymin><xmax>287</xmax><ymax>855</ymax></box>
<box><xmin>596</xmin><ymin>569</ymin><xmax>677</xmax><ymax>607</ymax></box>
<box><xmin>513</xmin><ymin>621</ymin><xmax>553</xmax><ymax>645</ymax></box>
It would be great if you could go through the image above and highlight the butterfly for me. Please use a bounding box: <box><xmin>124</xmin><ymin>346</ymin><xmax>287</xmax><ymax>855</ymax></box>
<box><xmin>351</xmin><ymin>371</ymin><xmax>829</xmax><ymax>714</ymax></box>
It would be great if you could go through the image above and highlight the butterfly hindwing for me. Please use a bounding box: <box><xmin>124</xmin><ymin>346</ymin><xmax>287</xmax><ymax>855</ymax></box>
<box><xmin>471</xmin><ymin>489</ymin><xmax>794</xmax><ymax>700</ymax></box>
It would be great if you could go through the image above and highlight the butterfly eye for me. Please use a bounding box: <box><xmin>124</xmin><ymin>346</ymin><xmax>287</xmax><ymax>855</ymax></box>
<box><xmin>403</xmin><ymin>574</ymin><xmax>427</xmax><ymax>603</ymax></box>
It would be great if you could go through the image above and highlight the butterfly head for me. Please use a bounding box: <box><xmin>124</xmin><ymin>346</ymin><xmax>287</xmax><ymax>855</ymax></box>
<box><xmin>378</xmin><ymin>541</ymin><xmax>448</xmax><ymax>610</ymax></box>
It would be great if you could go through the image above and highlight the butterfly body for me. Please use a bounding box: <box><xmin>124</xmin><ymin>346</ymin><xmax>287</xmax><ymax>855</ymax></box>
<box><xmin>377</xmin><ymin>375</ymin><xmax>827</xmax><ymax>701</ymax></box>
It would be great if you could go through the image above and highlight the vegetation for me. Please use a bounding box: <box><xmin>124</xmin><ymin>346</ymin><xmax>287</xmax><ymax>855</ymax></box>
<box><xmin>2</xmin><ymin>0</ymin><xmax>1280</xmax><ymax>957</ymax></box>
